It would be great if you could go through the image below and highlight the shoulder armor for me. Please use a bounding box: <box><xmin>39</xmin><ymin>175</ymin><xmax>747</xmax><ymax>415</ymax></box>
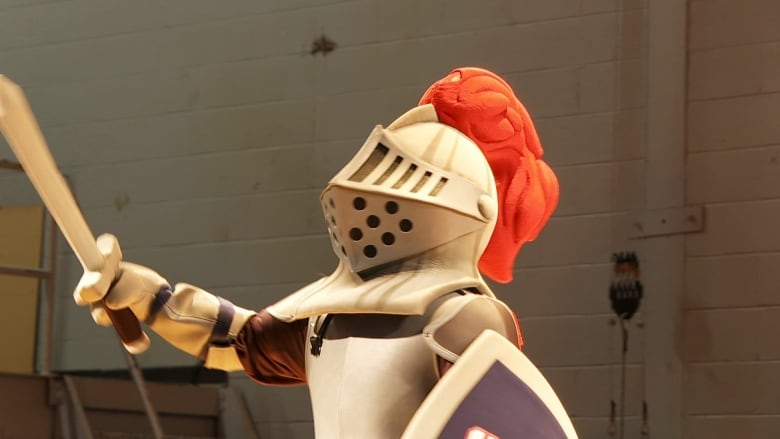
<box><xmin>423</xmin><ymin>293</ymin><xmax>521</xmax><ymax>362</ymax></box>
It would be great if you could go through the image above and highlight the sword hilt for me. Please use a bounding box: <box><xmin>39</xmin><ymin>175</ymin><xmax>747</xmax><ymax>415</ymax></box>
<box><xmin>105</xmin><ymin>306</ymin><xmax>150</xmax><ymax>354</ymax></box>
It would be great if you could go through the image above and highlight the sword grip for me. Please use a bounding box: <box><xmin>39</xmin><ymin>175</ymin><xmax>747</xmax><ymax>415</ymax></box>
<box><xmin>104</xmin><ymin>306</ymin><xmax>150</xmax><ymax>354</ymax></box>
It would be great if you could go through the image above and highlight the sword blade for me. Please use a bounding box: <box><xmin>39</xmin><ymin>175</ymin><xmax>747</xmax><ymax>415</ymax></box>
<box><xmin>0</xmin><ymin>75</ymin><xmax>148</xmax><ymax>353</ymax></box>
<box><xmin>0</xmin><ymin>76</ymin><xmax>102</xmax><ymax>271</ymax></box>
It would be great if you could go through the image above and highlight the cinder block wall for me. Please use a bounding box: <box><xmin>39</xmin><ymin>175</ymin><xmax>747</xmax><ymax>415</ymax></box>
<box><xmin>685</xmin><ymin>0</ymin><xmax>780</xmax><ymax>437</ymax></box>
<box><xmin>0</xmin><ymin>1</ymin><xmax>693</xmax><ymax>438</ymax></box>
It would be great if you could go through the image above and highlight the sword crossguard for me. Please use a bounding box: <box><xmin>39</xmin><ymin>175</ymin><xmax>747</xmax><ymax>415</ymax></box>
<box><xmin>74</xmin><ymin>234</ymin><xmax>151</xmax><ymax>354</ymax></box>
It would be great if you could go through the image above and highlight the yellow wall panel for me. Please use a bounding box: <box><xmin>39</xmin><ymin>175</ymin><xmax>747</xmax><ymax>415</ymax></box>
<box><xmin>0</xmin><ymin>206</ymin><xmax>44</xmax><ymax>374</ymax></box>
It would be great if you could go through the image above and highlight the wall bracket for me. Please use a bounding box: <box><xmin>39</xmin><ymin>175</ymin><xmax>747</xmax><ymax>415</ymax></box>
<box><xmin>628</xmin><ymin>206</ymin><xmax>704</xmax><ymax>239</ymax></box>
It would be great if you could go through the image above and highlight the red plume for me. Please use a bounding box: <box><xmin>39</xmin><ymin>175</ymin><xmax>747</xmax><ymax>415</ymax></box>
<box><xmin>419</xmin><ymin>67</ymin><xmax>559</xmax><ymax>283</ymax></box>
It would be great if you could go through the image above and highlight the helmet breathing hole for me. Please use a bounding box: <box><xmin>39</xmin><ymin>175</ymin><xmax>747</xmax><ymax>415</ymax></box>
<box><xmin>349</xmin><ymin>228</ymin><xmax>363</xmax><ymax>241</ymax></box>
<box><xmin>399</xmin><ymin>219</ymin><xmax>413</xmax><ymax>232</ymax></box>
<box><xmin>382</xmin><ymin>232</ymin><xmax>395</xmax><ymax>245</ymax></box>
<box><xmin>367</xmin><ymin>215</ymin><xmax>380</xmax><ymax>228</ymax></box>
<box><xmin>353</xmin><ymin>197</ymin><xmax>367</xmax><ymax>210</ymax></box>
<box><xmin>385</xmin><ymin>201</ymin><xmax>399</xmax><ymax>214</ymax></box>
<box><xmin>363</xmin><ymin>245</ymin><xmax>377</xmax><ymax>258</ymax></box>
<box><xmin>340</xmin><ymin>246</ymin><xmax>347</xmax><ymax>256</ymax></box>
<box><xmin>329</xmin><ymin>198</ymin><xmax>335</xmax><ymax>208</ymax></box>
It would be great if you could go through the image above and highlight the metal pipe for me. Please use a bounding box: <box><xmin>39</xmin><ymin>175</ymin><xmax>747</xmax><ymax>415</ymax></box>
<box><xmin>224</xmin><ymin>387</ymin><xmax>261</xmax><ymax>439</ymax></box>
<box><xmin>43</xmin><ymin>214</ymin><xmax>58</xmax><ymax>374</ymax></box>
<box><xmin>62</xmin><ymin>375</ymin><xmax>95</xmax><ymax>439</ymax></box>
<box><xmin>122</xmin><ymin>348</ymin><xmax>165</xmax><ymax>439</ymax></box>
<box><xmin>0</xmin><ymin>263</ymin><xmax>51</xmax><ymax>279</ymax></box>
<box><xmin>56</xmin><ymin>381</ymin><xmax>73</xmax><ymax>439</ymax></box>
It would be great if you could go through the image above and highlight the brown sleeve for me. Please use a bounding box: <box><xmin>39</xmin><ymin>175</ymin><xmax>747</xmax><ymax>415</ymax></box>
<box><xmin>234</xmin><ymin>309</ymin><xmax>308</xmax><ymax>386</ymax></box>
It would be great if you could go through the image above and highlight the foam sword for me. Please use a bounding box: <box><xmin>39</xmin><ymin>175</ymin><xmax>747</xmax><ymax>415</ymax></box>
<box><xmin>0</xmin><ymin>75</ymin><xmax>149</xmax><ymax>354</ymax></box>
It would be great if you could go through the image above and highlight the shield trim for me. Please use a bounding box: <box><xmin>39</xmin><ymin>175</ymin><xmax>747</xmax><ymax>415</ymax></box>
<box><xmin>402</xmin><ymin>329</ymin><xmax>578</xmax><ymax>438</ymax></box>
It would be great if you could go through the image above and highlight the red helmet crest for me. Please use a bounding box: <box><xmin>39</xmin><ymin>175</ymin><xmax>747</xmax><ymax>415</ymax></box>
<box><xmin>419</xmin><ymin>67</ymin><xmax>559</xmax><ymax>283</ymax></box>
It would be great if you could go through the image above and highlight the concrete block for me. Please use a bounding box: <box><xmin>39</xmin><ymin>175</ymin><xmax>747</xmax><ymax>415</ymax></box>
<box><xmin>579</xmin><ymin>59</ymin><xmax>646</xmax><ymax>113</ymax></box>
<box><xmin>573</xmin><ymin>416</ymin><xmax>643</xmax><ymax>439</ymax></box>
<box><xmin>542</xmin><ymin>364</ymin><xmax>645</xmax><ymax>417</ymax></box>
<box><xmin>189</xmin><ymin>55</ymin><xmax>317</xmax><ymax>108</ymax></box>
<box><xmin>685</xmin><ymin>362</ymin><xmax>780</xmax><ymax>414</ymax></box>
<box><xmin>2</xmin><ymin>9</ymin><xmax>319</xmax><ymax>85</ymax></box>
<box><xmin>404</xmin><ymin>13</ymin><xmax>616</xmax><ymax>79</ymax></box>
<box><xmin>19</xmin><ymin>54</ymin><xmax>311</xmax><ymax>126</ymax></box>
<box><xmin>687</xmin><ymin>145</ymin><xmax>780</xmax><ymax>204</ymax></box>
<box><xmin>52</xmin><ymin>234</ymin><xmax>335</xmax><ymax>297</ymax></box>
<box><xmin>614</xmin><ymin>9</ymin><xmax>646</xmax><ymax>61</ymax></box>
<box><xmin>314</xmin><ymin>86</ymin><xmax>422</xmax><ymax>139</ymax></box>
<box><xmin>690</xmin><ymin>0</ymin><xmax>780</xmax><ymax>51</ymax></box>
<box><xmin>689</xmin><ymin>41</ymin><xmax>780</xmax><ymax>100</ymax></box>
<box><xmin>582</xmin><ymin>0</ymin><xmax>647</xmax><ymax>12</ymax></box>
<box><xmin>688</xmin><ymin>92</ymin><xmax>780</xmax><ymax>152</ymax></box>
<box><xmin>67</xmin><ymin>143</ymin><xmax>345</xmax><ymax>208</ymax></box>
<box><xmin>115</xmin><ymin>235</ymin><xmax>335</xmax><ymax>289</ymax></box>
<box><xmin>504</xmin><ymin>67</ymin><xmax>581</xmax><ymax>118</ymax></box>
<box><xmin>346</xmin><ymin>0</ymin><xmax>610</xmax><ymax>46</ymax></box>
<box><xmin>0</xmin><ymin>0</ymin><xmax>55</xmax><ymax>11</ymax></box>
<box><xmin>495</xmin><ymin>263</ymin><xmax>613</xmax><ymax>317</ymax></box>
<box><xmin>554</xmin><ymin>159</ymin><xmax>645</xmax><ymax>216</ymax></box>
<box><xmin>684</xmin><ymin>308</ymin><xmax>780</xmax><ymax>362</ymax></box>
<box><xmin>25</xmin><ymin>71</ymin><xmax>197</xmax><ymax>127</ymax></box>
<box><xmin>536</xmin><ymin>109</ymin><xmax>646</xmax><ymax>167</ymax></box>
<box><xmin>0</xmin><ymin>0</ymin><xmax>325</xmax><ymax>51</ymax></box>
<box><xmin>3</xmin><ymin>1</ymin><xmax>618</xmax><ymax>86</ymax></box>
<box><xmin>515</xmin><ymin>212</ymin><xmax>633</xmax><ymax>268</ymax></box>
<box><xmin>685</xmin><ymin>415</ymin><xmax>780</xmax><ymax>439</ymax></box>
<box><xmin>521</xmin><ymin>314</ymin><xmax>645</xmax><ymax>367</ymax></box>
<box><xmin>0</xmin><ymin>2</ymin><xmax>168</xmax><ymax>51</ymax></box>
<box><xmin>85</xmin><ymin>190</ymin><xmax>325</xmax><ymax>249</ymax></box>
<box><xmin>41</xmin><ymin>100</ymin><xmax>316</xmax><ymax>168</ymax></box>
<box><xmin>686</xmin><ymin>254</ymin><xmax>780</xmax><ymax>309</ymax></box>
<box><xmin>686</xmin><ymin>200</ymin><xmax>780</xmax><ymax>256</ymax></box>
<box><xmin>408</xmin><ymin>0</ymin><xmax>581</xmax><ymax>31</ymax></box>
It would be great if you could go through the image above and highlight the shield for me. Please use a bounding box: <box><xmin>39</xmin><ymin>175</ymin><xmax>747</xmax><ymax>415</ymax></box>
<box><xmin>402</xmin><ymin>330</ymin><xmax>578</xmax><ymax>439</ymax></box>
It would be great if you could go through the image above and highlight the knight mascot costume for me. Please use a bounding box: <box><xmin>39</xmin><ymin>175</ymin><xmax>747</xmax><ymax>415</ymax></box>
<box><xmin>74</xmin><ymin>67</ymin><xmax>577</xmax><ymax>438</ymax></box>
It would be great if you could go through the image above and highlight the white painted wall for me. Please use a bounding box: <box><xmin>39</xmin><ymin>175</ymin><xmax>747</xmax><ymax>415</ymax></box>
<box><xmin>0</xmin><ymin>1</ymin><xmax>708</xmax><ymax>438</ymax></box>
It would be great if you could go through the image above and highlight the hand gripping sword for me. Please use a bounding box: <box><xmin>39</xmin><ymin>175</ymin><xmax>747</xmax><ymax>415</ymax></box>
<box><xmin>0</xmin><ymin>75</ymin><xmax>150</xmax><ymax>354</ymax></box>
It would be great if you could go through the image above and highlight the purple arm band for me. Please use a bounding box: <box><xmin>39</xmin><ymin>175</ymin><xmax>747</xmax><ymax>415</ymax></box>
<box><xmin>148</xmin><ymin>285</ymin><xmax>173</xmax><ymax>319</ymax></box>
<box><xmin>209</xmin><ymin>297</ymin><xmax>236</xmax><ymax>346</ymax></box>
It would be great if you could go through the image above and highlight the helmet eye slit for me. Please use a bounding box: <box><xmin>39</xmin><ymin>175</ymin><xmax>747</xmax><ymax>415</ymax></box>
<box><xmin>428</xmin><ymin>177</ymin><xmax>448</xmax><ymax>196</ymax></box>
<box><xmin>349</xmin><ymin>143</ymin><xmax>389</xmax><ymax>182</ymax></box>
<box><xmin>373</xmin><ymin>156</ymin><xmax>403</xmax><ymax>185</ymax></box>
<box><xmin>391</xmin><ymin>164</ymin><xmax>417</xmax><ymax>189</ymax></box>
<box><xmin>410</xmin><ymin>171</ymin><xmax>433</xmax><ymax>193</ymax></box>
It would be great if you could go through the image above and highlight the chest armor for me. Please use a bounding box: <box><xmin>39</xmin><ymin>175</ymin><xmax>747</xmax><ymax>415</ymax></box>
<box><xmin>305</xmin><ymin>313</ymin><xmax>440</xmax><ymax>438</ymax></box>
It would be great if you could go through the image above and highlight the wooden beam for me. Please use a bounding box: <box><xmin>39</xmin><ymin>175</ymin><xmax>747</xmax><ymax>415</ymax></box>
<box><xmin>0</xmin><ymin>159</ymin><xmax>23</xmax><ymax>171</ymax></box>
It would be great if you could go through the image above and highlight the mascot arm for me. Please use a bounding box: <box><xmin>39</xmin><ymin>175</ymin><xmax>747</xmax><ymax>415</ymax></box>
<box><xmin>74</xmin><ymin>235</ymin><xmax>257</xmax><ymax>371</ymax></box>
